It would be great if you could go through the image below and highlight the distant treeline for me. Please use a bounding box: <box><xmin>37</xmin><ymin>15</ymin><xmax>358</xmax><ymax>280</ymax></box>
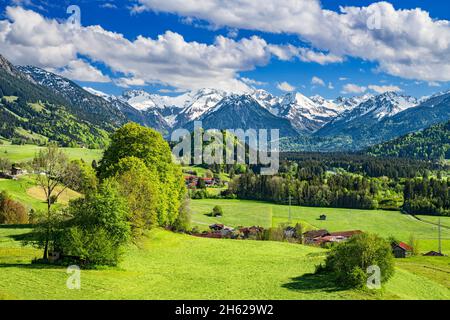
<box><xmin>367</xmin><ymin>120</ymin><xmax>450</xmax><ymax>161</ymax></box>
<box><xmin>215</xmin><ymin>153</ymin><xmax>450</xmax><ymax>216</ymax></box>
<box><xmin>404</xmin><ymin>178</ymin><xmax>450</xmax><ymax>216</ymax></box>
<box><xmin>280</xmin><ymin>152</ymin><xmax>447</xmax><ymax>179</ymax></box>
<box><xmin>228</xmin><ymin>169</ymin><xmax>401</xmax><ymax>211</ymax></box>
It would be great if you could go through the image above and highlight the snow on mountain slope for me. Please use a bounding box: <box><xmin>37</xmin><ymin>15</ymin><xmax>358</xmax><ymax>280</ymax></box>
<box><xmin>273</xmin><ymin>93</ymin><xmax>340</xmax><ymax>132</ymax></box>
<box><xmin>251</xmin><ymin>89</ymin><xmax>280</xmax><ymax>115</ymax></box>
<box><xmin>175</xmin><ymin>88</ymin><xmax>228</xmax><ymax>126</ymax></box>
<box><xmin>317</xmin><ymin>92</ymin><xmax>418</xmax><ymax>137</ymax></box>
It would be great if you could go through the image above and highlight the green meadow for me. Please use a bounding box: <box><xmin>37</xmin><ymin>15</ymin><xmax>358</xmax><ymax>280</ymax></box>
<box><xmin>190</xmin><ymin>199</ymin><xmax>450</xmax><ymax>254</ymax></box>
<box><xmin>0</xmin><ymin>227</ymin><xmax>449</xmax><ymax>300</ymax></box>
<box><xmin>0</xmin><ymin>143</ymin><xmax>102</xmax><ymax>163</ymax></box>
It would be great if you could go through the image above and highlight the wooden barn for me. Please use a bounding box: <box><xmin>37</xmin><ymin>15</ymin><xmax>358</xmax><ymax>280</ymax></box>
<box><xmin>391</xmin><ymin>242</ymin><xmax>413</xmax><ymax>258</ymax></box>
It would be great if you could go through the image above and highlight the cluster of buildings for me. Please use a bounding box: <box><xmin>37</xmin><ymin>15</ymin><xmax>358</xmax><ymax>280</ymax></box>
<box><xmin>184</xmin><ymin>175</ymin><xmax>220</xmax><ymax>188</ymax></box>
<box><xmin>0</xmin><ymin>164</ymin><xmax>26</xmax><ymax>179</ymax></box>
<box><xmin>197</xmin><ymin>224</ymin><xmax>444</xmax><ymax>259</ymax></box>
<box><xmin>303</xmin><ymin>229</ymin><xmax>363</xmax><ymax>245</ymax></box>
<box><xmin>194</xmin><ymin>224</ymin><xmax>264</xmax><ymax>240</ymax></box>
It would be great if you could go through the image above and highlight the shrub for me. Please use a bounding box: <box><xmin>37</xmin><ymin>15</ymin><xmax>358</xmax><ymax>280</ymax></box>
<box><xmin>62</xmin><ymin>180</ymin><xmax>131</xmax><ymax>266</ymax></box>
<box><xmin>0</xmin><ymin>191</ymin><xmax>28</xmax><ymax>224</ymax></box>
<box><xmin>322</xmin><ymin>233</ymin><xmax>395</xmax><ymax>289</ymax></box>
<box><xmin>173</xmin><ymin>197</ymin><xmax>191</xmax><ymax>232</ymax></box>
<box><xmin>212</xmin><ymin>205</ymin><xmax>224</xmax><ymax>217</ymax></box>
<box><xmin>61</xmin><ymin>227</ymin><xmax>123</xmax><ymax>266</ymax></box>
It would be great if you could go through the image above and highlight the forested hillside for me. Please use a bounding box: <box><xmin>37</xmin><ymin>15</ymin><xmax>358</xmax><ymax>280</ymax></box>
<box><xmin>368</xmin><ymin>121</ymin><xmax>450</xmax><ymax>161</ymax></box>
<box><xmin>0</xmin><ymin>55</ymin><xmax>118</xmax><ymax>148</ymax></box>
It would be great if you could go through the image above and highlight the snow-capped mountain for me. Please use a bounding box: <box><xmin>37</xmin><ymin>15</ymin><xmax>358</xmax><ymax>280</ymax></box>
<box><xmin>18</xmin><ymin>66</ymin><xmax>126</xmax><ymax>129</ymax></box>
<box><xmin>271</xmin><ymin>93</ymin><xmax>347</xmax><ymax>133</ymax></box>
<box><xmin>174</xmin><ymin>88</ymin><xmax>228</xmax><ymax>126</ymax></box>
<box><xmin>120</xmin><ymin>88</ymin><xmax>228</xmax><ymax>127</ymax></box>
<box><xmin>333</xmin><ymin>94</ymin><xmax>373</xmax><ymax>113</ymax></box>
<box><xmin>251</xmin><ymin>89</ymin><xmax>280</xmax><ymax>115</ymax></box>
<box><xmin>121</xmin><ymin>89</ymin><xmax>186</xmax><ymax>111</ymax></box>
<box><xmin>318</xmin><ymin>91</ymin><xmax>418</xmax><ymax>137</ymax></box>
<box><xmin>185</xmin><ymin>94</ymin><xmax>298</xmax><ymax>137</ymax></box>
<box><xmin>8</xmin><ymin>56</ymin><xmax>450</xmax><ymax>152</ymax></box>
<box><xmin>316</xmin><ymin>91</ymin><xmax>424</xmax><ymax>148</ymax></box>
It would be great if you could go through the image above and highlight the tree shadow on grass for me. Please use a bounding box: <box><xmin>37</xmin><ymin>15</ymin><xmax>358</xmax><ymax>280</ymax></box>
<box><xmin>0</xmin><ymin>262</ymin><xmax>62</xmax><ymax>270</ymax></box>
<box><xmin>282</xmin><ymin>272</ymin><xmax>349</xmax><ymax>293</ymax></box>
<box><xmin>0</xmin><ymin>224</ymin><xmax>33</xmax><ymax>229</ymax></box>
<box><xmin>7</xmin><ymin>231</ymin><xmax>35</xmax><ymax>242</ymax></box>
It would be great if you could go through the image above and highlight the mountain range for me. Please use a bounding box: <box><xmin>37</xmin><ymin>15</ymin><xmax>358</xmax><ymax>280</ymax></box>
<box><xmin>1</xmin><ymin>53</ymin><xmax>450</xmax><ymax>153</ymax></box>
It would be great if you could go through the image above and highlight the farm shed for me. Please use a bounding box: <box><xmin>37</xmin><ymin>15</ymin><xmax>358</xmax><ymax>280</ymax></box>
<box><xmin>423</xmin><ymin>251</ymin><xmax>445</xmax><ymax>257</ymax></box>
<box><xmin>391</xmin><ymin>242</ymin><xmax>413</xmax><ymax>258</ymax></box>
<box><xmin>303</xmin><ymin>229</ymin><xmax>330</xmax><ymax>244</ymax></box>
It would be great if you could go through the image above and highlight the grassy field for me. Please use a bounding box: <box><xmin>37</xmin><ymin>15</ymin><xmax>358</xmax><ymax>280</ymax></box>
<box><xmin>0</xmin><ymin>176</ymin><xmax>80</xmax><ymax>211</ymax></box>
<box><xmin>0</xmin><ymin>227</ymin><xmax>448</xmax><ymax>300</ymax></box>
<box><xmin>0</xmin><ymin>143</ymin><xmax>103</xmax><ymax>163</ymax></box>
<box><xmin>190</xmin><ymin>199</ymin><xmax>450</xmax><ymax>254</ymax></box>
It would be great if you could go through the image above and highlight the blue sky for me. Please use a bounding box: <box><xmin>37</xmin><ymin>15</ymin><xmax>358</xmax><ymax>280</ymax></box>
<box><xmin>0</xmin><ymin>0</ymin><xmax>449</xmax><ymax>99</ymax></box>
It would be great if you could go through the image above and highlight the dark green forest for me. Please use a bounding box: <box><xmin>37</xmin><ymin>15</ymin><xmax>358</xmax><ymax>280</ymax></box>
<box><xmin>367</xmin><ymin>120</ymin><xmax>450</xmax><ymax>161</ymax></box>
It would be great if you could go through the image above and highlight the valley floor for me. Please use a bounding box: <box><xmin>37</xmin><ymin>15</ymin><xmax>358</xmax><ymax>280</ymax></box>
<box><xmin>190</xmin><ymin>199</ymin><xmax>450</xmax><ymax>255</ymax></box>
<box><xmin>0</xmin><ymin>227</ymin><xmax>449</xmax><ymax>300</ymax></box>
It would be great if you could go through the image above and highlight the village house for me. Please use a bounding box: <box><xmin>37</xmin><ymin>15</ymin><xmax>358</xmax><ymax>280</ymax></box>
<box><xmin>283</xmin><ymin>226</ymin><xmax>298</xmax><ymax>239</ymax></box>
<box><xmin>303</xmin><ymin>230</ymin><xmax>363</xmax><ymax>246</ymax></box>
<box><xmin>11</xmin><ymin>165</ymin><xmax>24</xmax><ymax>176</ymax></box>
<box><xmin>0</xmin><ymin>164</ymin><xmax>26</xmax><ymax>179</ymax></box>
<box><xmin>184</xmin><ymin>176</ymin><xmax>220</xmax><ymax>188</ymax></box>
<box><xmin>303</xmin><ymin>229</ymin><xmax>330</xmax><ymax>244</ymax></box>
<box><xmin>391</xmin><ymin>241</ymin><xmax>413</xmax><ymax>258</ymax></box>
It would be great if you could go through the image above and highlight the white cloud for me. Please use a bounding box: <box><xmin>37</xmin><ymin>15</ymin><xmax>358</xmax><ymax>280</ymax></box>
<box><xmin>277</xmin><ymin>81</ymin><xmax>296</xmax><ymax>92</ymax></box>
<box><xmin>342</xmin><ymin>83</ymin><xmax>367</xmax><ymax>94</ymax></box>
<box><xmin>0</xmin><ymin>6</ymin><xmax>341</xmax><ymax>92</ymax></box>
<box><xmin>368</xmin><ymin>84</ymin><xmax>402</xmax><ymax>94</ymax></box>
<box><xmin>268</xmin><ymin>45</ymin><xmax>343</xmax><ymax>65</ymax></box>
<box><xmin>134</xmin><ymin>0</ymin><xmax>450</xmax><ymax>82</ymax></box>
<box><xmin>100</xmin><ymin>3</ymin><xmax>118</xmax><ymax>9</ymax></box>
<box><xmin>241</xmin><ymin>77</ymin><xmax>267</xmax><ymax>87</ymax></box>
<box><xmin>114</xmin><ymin>77</ymin><xmax>147</xmax><ymax>88</ymax></box>
<box><xmin>339</xmin><ymin>77</ymin><xmax>348</xmax><ymax>81</ymax></box>
<box><xmin>428</xmin><ymin>81</ymin><xmax>441</xmax><ymax>87</ymax></box>
<box><xmin>56</xmin><ymin>59</ymin><xmax>110</xmax><ymax>83</ymax></box>
<box><xmin>311</xmin><ymin>76</ymin><xmax>325</xmax><ymax>87</ymax></box>
<box><xmin>328</xmin><ymin>82</ymin><xmax>334</xmax><ymax>90</ymax></box>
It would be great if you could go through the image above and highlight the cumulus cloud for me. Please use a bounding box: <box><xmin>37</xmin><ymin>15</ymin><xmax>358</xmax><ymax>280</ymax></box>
<box><xmin>240</xmin><ymin>77</ymin><xmax>267</xmax><ymax>87</ymax></box>
<box><xmin>277</xmin><ymin>81</ymin><xmax>296</xmax><ymax>92</ymax></box>
<box><xmin>100</xmin><ymin>3</ymin><xmax>118</xmax><ymax>9</ymax></box>
<box><xmin>0</xmin><ymin>6</ymin><xmax>341</xmax><ymax>92</ymax></box>
<box><xmin>342</xmin><ymin>83</ymin><xmax>367</xmax><ymax>94</ymax></box>
<box><xmin>368</xmin><ymin>84</ymin><xmax>402</xmax><ymax>94</ymax></box>
<box><xmin>311</xmin><ymin>76</ymin><xmax>325</xmax><ymax>87</ymax></box>
<box><xmin>134</xmin><ymin>0</ymin><xmax>450</xmax><ymax>82</ymax></box>
<box><xmin>268</xmin><ymin>44</ymin><xmax>343</xmax><ymax>65</ymax></box>
<box><xmin>56</xmin><ymin>59</ymin><xmax>110</xmax><ymax>83</ymax></box>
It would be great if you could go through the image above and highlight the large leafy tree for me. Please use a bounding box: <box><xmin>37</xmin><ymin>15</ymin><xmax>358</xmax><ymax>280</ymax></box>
<box><xmin>114</xmin><ymin>157</ymin><xmax>160</xmax><ymax>237</ymax></box>
<box><xmin>98</xmin><ymin>123</ymin><xmax>186</xmax><ymax>227</ymax></box>
<box><xmin>32</xmin><ymin>144</ymin><xmax>79</xmax><ymax>259</ymax></box>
